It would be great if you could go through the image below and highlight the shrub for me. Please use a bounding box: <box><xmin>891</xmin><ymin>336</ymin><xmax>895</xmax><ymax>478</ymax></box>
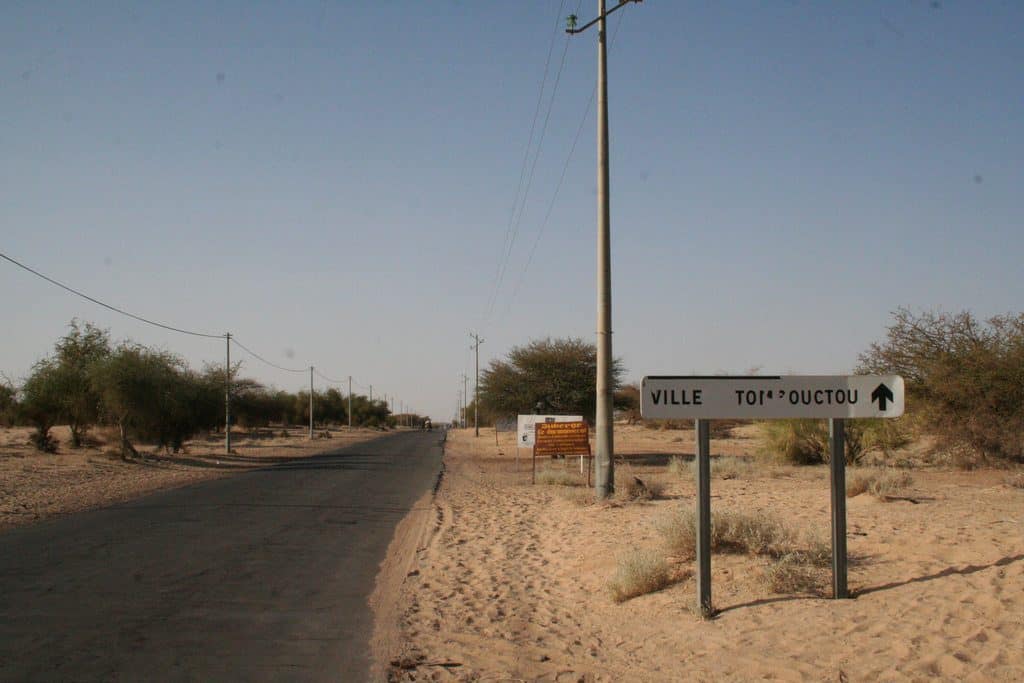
<box><xmin>846</xmin><ymin>469</ymin><xmax>913</xmax><ymax>500</ymax></box>
<box><xmin>607</xmin><ymin>549</ymin><xmax>674</xmax><ymax>603</ymax></box>
<box><xmin>759</xmin><ymin>420</ymin><xmax>829</xmax><ymax>465</ymax></box>
<box><xmin>19</xmin><ymin>360</ymin><xmax>66</xmax><ymax>453</ymax></box>
<box><xmin>535</xmin><ymin>467</ymin><xmax>582</xmax><ymax>487</ymax></box>
<box><xmin>759</xmin><ymin>419</ymin><xmax>890</xmax><ymax>466</ymax></box>
<box><xmin>859</xmin><ymin>308</ymin><xmax>1024</xmax><ymax>463</ymax></box>
<box><xmin>763</xmin><ymin>554</ymin><xmax>823</xmax><ymax>594</ymax></box>
<box><xmin>616</xmin><ymin>475</ymin><xmax>665</xmax><ymax>501</ymax></box>
<box><xmin>689</xmin><ymin>456</ymin><xmax>753</xmax><ymax>480</ymax></box>
<box><xmin>658</xmin><ymin>509</ymin><xmax>797</xmax><ymax>559</ymax></box>
<box><xmin>90</xmin><ymin>344</ymin><xmax>217</xmax><ymax>457</ymax></box>
<box><xmin>0</xmin><ymin>379</ymin><xmax>18</xmax><ymax>427</ymax></box>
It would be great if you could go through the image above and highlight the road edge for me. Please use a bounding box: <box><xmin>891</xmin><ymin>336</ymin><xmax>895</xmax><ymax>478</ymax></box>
<box><xmin>368</xmin><ymin>441</ymin><xmax>447</xmax><ymax>680</ymax></box>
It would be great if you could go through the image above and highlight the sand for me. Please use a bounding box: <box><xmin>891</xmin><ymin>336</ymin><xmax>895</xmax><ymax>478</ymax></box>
<box><xmin>376</xmin><ymin>424</ymin><xmax>1024</xmax><ymax>682</ymax></box>
<box><xmin>0</xmin><ymin>424</ymin><xmax>389</xmax><ymax>532</ymax></box>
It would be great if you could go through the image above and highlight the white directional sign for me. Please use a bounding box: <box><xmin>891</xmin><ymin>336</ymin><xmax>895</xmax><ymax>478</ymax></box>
<box><xmin>641</xmin><ymin>375</ymin><xmax>904</xmax><ymax>420</ymax></box>
<box><xmin>516</xmin><ymin>414</ymin><xmax>584</xmax><ymax>447</ymax></box>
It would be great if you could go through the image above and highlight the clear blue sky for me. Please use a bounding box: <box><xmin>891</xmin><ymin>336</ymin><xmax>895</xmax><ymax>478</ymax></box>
<box><xmin>3</xmin><ymin>1</ymin><xmax>1022</xmax><ymax>421</ymax></box>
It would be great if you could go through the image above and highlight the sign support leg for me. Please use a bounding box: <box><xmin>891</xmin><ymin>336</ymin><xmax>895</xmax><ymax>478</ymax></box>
<box><xmin>532</xmin><ymin>446</ymin><xmax>536</xmax><ymax>485</ymax></box>
<box><xmin>829</xmin><ymin>418</ymin><xmax>849</xmax><ymax>599</ymax></box>
<box><xmin>695</xmin><ymin>419</ymin><xmax>713</xmax><ymax>617</ymax></box>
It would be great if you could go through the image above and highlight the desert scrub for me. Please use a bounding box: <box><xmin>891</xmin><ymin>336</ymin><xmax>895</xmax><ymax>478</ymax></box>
<box><xmin>607</xmin><ymin>549</ymin><xmax>674</xmax><ymax>603</ymax></box>
<box><xmin>616</xmin><ymin>475</ymin><xmax>666</xmax><ymax>501</ymax></box>
<box><xmin>689</xmin><ymin>456</ymin><xmax>753</xmax><ymax>480</ymax></box>
<box><xmin>559</xmin><ymin>487</ymin><xmax>596</xmax><ymax>506</ymax></box>
<box><xmin>667</xmin><ymin>456</ymin><xmax>688</xmax><ymax>476</ymax></box>
<box><xmin>762</xmin><ymin>553</ymin><xmax>823</xmax><ymax>594</ymax></box>
<box><xmin>535</xmin><ymin>467</ymin><xmax>582</xmax><ymax>487</ymax></box>
<box><xmin>846</xmin><ymin>469</ymin><xmax>913</xmax><ymax>499</ymax></box>
<box><xmin>658</xmin><ymin>509</ymin><xmax>799</xmax><ymax>559</ymax></box>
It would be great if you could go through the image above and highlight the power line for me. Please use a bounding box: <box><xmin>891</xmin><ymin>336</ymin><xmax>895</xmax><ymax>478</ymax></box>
<box><xmin>313</xmin><ymin>369</ymin><xmax>347</xmax><ymax>385</ymax></box>
<box><xmin>503</xmin><ymin>9</ymin><xmax>628</xmax><ymax>316</ymax></box>
<box><xmin>483</xmin><ymin>0</ymin><xmax>569</xmax><ymax>326</ymax></box>
<box><xmin>0</xmin><ymin>251</ymin><xmax>224</xmax><ymax>339</ymax></box>
<box><xmin>231</xmin><ymin>337</ymin><xmax>307</xmax><ymax>374</ymax></box>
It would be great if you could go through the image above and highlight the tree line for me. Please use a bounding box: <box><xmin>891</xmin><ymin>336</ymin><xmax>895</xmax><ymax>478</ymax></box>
<box><xmin>2</xmin><ymin>321</ymin><xmax>417</xmax><ymax>457</ymax></box>
<box><xmin>469</xmin><ymin>311</ymin><xmax>1023</xmax><ymax>465</ymax></box>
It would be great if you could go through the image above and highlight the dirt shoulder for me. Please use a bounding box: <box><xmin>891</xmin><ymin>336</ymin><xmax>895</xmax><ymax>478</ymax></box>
<box><xmin>381</xmin><ymin>425</ymin><xmax>1024</xmax><ymax>682</ymax></box>
<box><xmin>0</xmin><ymin>425</ymin><xmax>393</xmax><ymax>532</ymax></box>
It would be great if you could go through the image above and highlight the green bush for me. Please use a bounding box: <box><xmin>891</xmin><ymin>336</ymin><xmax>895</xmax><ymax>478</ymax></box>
<box><xmin>759</xmin><ymin>419</ymin><xmax>906</xmax><ymax>466</ymax></box>
<box><xmin>19</xmin><ymin>360</ymin><xmax>66</xmax><ymax>453</ymax></box>
<box><xmin>860</xmin><ymin>308</ymin><xmax>1024</xmax><ymax>463</ymax></box>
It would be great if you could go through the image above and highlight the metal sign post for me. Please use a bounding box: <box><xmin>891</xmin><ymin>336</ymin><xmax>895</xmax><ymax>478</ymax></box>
<box><xmin>830</xmin><ymin>418</ymin><xmax>848</xmax><ymax>599</ymax></box>
<box><xmin>695</xmin><ymin>419</ymin><xmax>713</xmax><ymax>618</ymax></box>
<box><xmin>641</xmin><ymin>374</ymin><xmax>904</xmax><ymax>614</ymax></box>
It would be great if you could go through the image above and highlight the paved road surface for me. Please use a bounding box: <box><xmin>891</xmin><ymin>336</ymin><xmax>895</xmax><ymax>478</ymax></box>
<box><xmin>0</xmin><ymin>430</ymin><xmax>444</xmax><ymax>682</ymax></box>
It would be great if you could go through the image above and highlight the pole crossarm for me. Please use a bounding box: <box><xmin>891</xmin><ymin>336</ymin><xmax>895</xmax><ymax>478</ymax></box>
<box><xmin>566</xmin><ymin>0</ymin><xmax>641</xmax><ymax>34</ymax></box>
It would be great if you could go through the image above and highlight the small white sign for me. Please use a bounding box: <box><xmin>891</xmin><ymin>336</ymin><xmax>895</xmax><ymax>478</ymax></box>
<box><xmin>516</xmin><ymin>414</ymin><xmax>584</xmax><ymax>447</ymax></box>
<box><xmin>640</xmin><ymin>375</ymin><xmax>904</xmax><ymax>420</ymax></box>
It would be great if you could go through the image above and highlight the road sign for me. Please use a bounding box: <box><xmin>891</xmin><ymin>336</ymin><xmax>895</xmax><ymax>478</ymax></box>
<box><xmin>517</xmin><ymin>414</ymin><xmax>584</xmax><ymax>447</ymax></box>
<box><xmin>640</xmin><ymin>375</ymin><xmax>904</xmax><ymax>420</ymax></box>
<box><xmin>534</xmin><ymin>421</ymin><xmax>591</xmax><ymax>457</ymax></box>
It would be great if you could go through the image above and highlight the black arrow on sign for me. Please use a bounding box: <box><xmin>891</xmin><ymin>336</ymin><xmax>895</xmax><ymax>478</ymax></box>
<box><xmin>871</xmin><ymin>383</ymin><xmax>894</xmax><ymax>411</ymax></box>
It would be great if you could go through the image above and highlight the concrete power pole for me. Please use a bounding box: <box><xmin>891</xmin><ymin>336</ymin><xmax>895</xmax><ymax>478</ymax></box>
<box><xmin>225</xmin><ymin>333</ymin><xmax>231</xmax><ymax>455</ymax></box>
<box><xmin>470</xmin><ymin>333</ymin><xmax>484</xmax><ymax>437</ymax></box>
<box><xmin>348</xmin><ymin>376</ymin><xmax>352</xmax><ymax>430</ymax></box>
<box><xmin>568</xmin><ymin>0</ymin><xmax>642</xmax><ymax>499</ymax></box>
<box><xmin>309</xmin><ymin>366</ymin><xmax>314</xmax><ymax>439</ymax></box>
<box><xmin>461</xmin><ymin>373</ymin><xmax>468</xmax><ymax>429</ymax></box>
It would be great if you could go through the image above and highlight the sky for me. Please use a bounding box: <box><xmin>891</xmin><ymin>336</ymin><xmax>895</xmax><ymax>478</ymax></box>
<box><xmin>3</xmin><ymin>1</ymin><xmax>1022</xmax><ymax>421</ymax></box>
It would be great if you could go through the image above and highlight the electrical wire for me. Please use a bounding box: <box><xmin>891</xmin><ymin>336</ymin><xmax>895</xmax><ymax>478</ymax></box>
<box><xmin>2</xmin><ymin>251</ymin><xmax>376</xmax><ymax>398</ymax></box>
<box><xmin>313</xmin><ymin>369</ymin><xmax>348</xmax><ymax>385</ymax></box>
<box><xmin>483</xmin><ymin>0</ymin><xmax>568</xmax><ymax>326</ymax></box>
<box><xmin>502</xmin><ymin>9</ymin><xmax>628</xmax><ymax>316</ymax></box>
<box><xmin>0</xmin><ymin>251</ymin><xmax>224</xmax><ymax>339</ymax></box>
<box><xmin>231</xmin><ymin>337</ymin><xmax>307</xmax><ymax>373</ymax></box>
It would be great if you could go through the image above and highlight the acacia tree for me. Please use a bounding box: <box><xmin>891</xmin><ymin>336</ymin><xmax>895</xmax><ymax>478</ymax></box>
<box><xmin>90</xmin><ymin>344</ymin><xmax>209</xmax><ymax>458</ymax></box>
<box><xmin>859</xmin><ymin>308</ymin><xmax>1024</xmax><ymax>462</ymax></box>
<box><xmin>20</xmin><ymin>360</ymin><xmax>65</xmax><ymax>452</ymax></box>
<box><xmin>53</xmin><ymin>320</ymin><xmax>111</xmax><ymax>446</ymax></box>
<box><xmin>478</xmin><ymin>337</ymin><xmax>626</xmax><ymax>422</ymax></box>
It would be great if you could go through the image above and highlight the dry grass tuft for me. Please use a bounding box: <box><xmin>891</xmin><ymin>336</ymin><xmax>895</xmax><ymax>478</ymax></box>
<box><xmin>658</xmin><ymin>510</ymin><xmax>830</xmax><ymax>558</ymax></box>
<box><xmin>667</xmin><ymin>456</ymin><xmax>688</xmax><ymax>476</ymax></box>
<box><xmin>846</xmin><ymin>469</ymin><xmax>914</xmax><ymax>500</ymax></box>
<box><xmin>559</xmin><ymin>487</ymin><xmax>596</xmax><ymax>506</ymax></box>
<box><xmin>616</xmin><ymin>476</ymin><xmax>666</xmax><ymax>501</ymax></box>
<box><xmin>607</xmin><ymin>549</ymin><xmax>674</xmax><ymax>603</ymax></box>
<box><xmin>689</xmin><ymin>456</ymin><xmax>754</xmax><ymax>480</ymax></box>
<box><xmin>535</xmin><ymin>467</ymin><xmax>583</xmax><ymax>487</ymax></box>
<box><xmin>762</xmin><ymin>554</ymin><xmax>824</xmax><ymax>594</ymax></box>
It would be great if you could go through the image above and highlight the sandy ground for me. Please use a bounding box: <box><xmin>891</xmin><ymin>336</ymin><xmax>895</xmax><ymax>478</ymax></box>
<box><xmin>0</xmin><ymin>424</ymin><xmax>391</xmax><ymax>532</ymax></box>
<box><xmin>377</xmin><ymin>424</ymin><xmax>1024</xmax><ymax>682</ymax></box>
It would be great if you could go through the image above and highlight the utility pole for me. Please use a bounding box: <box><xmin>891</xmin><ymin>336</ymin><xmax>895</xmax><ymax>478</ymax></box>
<box><xmin>225</xmin><ymin>333</ymin><xmax>232</xmax><ymax>455</ymax></box>
<box><xmin>567</xmin><ymin>0</ymin><xmax>641</xmax><ymax>499</ymax></box>
<box><xmin>309</xmin><ymin>366</ymin><xmax>314</xmax><ymax>439</ymax></box>
<box><xmin>470</xmin><ymin>333</ymin><xmax>484</xmax><ymax>437</ymax></box>
<box><xmin>369</xmin><ymin>385</ymin><xmax>372</xmax><ymax>405</ymax></box>
<box><xmin>348</xmin><ymin>376</ymin><xmax>352</xmax><ymax>430</ymax></box>
<box><xmin>461</xmin><ymin>373</ymin><xmax>468</xmax><ymax>429</ymax></box>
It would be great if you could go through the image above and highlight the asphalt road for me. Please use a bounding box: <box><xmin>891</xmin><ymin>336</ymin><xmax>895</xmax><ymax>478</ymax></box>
<box><xmin>0</xmin><ymin>429</ymin><xmax>444</xmax><ymax>682</ymax></box>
